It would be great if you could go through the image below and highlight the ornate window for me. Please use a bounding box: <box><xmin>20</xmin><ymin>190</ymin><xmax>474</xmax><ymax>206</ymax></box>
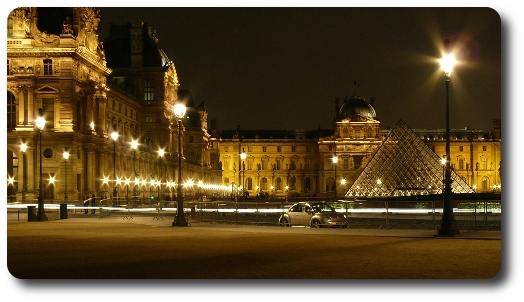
<box><xmin>304</xmin><ymin>177</ymin><xmax>312</xmax><ymax>192</ymax></box>
<box><xmin>289</xmin><ymin>177</ymin><xmax>297</xmax><ymax>190</ymax></box>
<box><xmin>305</xmin><ymin>157</ymin><xmax>311</xmax><ymax>170</ymax></box>
<box><xmin>261</xmin><ymin>178</ymin><xmax>268</xmax><ymax>191</ymax></box>
<box><xmin>276</xmin><ymin>177</ymin><xmax>282</xmax><ymax>191</ymax></box>
<box><xmin>43</xmin><ymin>59</ymin><xmax>53</xmax><ymax>75</ymax></box>
<box><xmin>289</xmin><ymin>158</ymin><xmax>297</xmax><ymax>170</ymax></box>
<box><xmin>261</xmin><ymin>158</ymin><xmax>268</xmax><ymax>170</ymax></box>
<box><xmin>275</xmin><ymin>158</ymin><xmax>281</xmax><ymax>170</ymax></box>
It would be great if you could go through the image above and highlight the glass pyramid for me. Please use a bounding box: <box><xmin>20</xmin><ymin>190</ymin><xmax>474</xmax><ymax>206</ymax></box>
<box><xmin>345</xmin><ymin>120</ymin><xmax>475</xmax><ymax>198</ymax></box>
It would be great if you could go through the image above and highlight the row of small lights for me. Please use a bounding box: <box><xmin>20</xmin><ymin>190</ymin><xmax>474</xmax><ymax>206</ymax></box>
<box><xmin>8</xmin><ymin>175</ymin><xmax>351</xmax><ymax>189</ymax></box>
<box><xmin>101</xmin><ymin>176</ymin><xmax>230</xmax><ymax>191</ymax></box>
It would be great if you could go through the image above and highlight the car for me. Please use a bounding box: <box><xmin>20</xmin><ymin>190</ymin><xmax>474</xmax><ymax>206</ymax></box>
<box><xmin>279</xmin><ymin>201</ymin><xmax>348</xmax><ymax>228</ymax></box>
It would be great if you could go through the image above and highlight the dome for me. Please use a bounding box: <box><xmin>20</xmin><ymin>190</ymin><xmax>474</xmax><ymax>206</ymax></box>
<box><xmin>338</xmin><ymin>95</ymin><xmax>376</xmax><ymax>120</ymax></box>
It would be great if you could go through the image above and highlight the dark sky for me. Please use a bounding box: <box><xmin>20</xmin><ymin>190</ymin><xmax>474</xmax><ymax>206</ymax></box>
<box><xmin>97</xmin><ymin>7</ymin><xmax>501</xmax><ymax>132</ymax></box>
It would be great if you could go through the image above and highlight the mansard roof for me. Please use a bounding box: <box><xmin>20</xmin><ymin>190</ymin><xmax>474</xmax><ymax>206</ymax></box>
<box><xmin>219</xmin><ymin>129</ymin><xmax>333</xmax><ymax>140</ymax></box>
<box><xmin>103</xmin><ymin>21</ymin><xmax>171</xmax><ymax>68</ymax></box>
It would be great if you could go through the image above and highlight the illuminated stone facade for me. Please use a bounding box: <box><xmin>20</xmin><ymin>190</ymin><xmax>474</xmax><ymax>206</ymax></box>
<box><xmin>6</xmin><ymin>8</ymin><xmax>220</xmax><ymax>203</ymax></box>
<box><xmin>218</xmin><ymin>96</ymin><xmax>501</xmax><ymax>199</ymax></box>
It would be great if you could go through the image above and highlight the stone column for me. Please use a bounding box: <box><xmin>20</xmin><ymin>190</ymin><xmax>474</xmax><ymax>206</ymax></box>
<box><xmin>94</xmin><ymin>85</ymin><xmax>108</xmax><ymax>137</ymax></box>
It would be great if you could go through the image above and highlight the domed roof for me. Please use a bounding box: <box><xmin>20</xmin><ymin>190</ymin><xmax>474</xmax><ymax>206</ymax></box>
<box><xmin>338</xmin><ymin>95</ymin><xmax>376</xmax><ymax>120</ymax></box>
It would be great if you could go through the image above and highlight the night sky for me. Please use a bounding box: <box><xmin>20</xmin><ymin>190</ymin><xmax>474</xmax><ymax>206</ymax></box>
<box><xmin>97</xmin><ymin>7</ymin><xmax>501</xmax><ymax>133</ymax></box>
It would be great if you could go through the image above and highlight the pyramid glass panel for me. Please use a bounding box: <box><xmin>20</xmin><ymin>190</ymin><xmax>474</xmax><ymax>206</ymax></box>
<box><xmin>345</xmin><ymin>120</ymin><xmax>475</xmax><ymax>198</ymax></box>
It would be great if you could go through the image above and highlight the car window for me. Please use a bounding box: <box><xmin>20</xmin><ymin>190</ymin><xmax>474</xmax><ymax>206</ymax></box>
<box><xmin>289</xmin><ymin>204</ymin><xmax>302</xmax><ymax>212</ymax></box>
<box><xmin>304</xmin><ymin>205</ymin><xmax>312</xmax><ymax>212</ymax></box>
<box><xmin>312</xmin><ymin>203</ymin><xmax>336</xmax><ymax>213</ymax></box>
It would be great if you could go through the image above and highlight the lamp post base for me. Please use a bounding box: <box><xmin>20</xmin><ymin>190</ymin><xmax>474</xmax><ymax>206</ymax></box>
<box><xmin>436</xmin><ymin>218</ymin><xmax>459</xmax><ymax>237</ymax></box>
<box><xmin>37</xmin><ymin>213</ymin><xmax>48</xmax><ymax>222</ymax></box>
<box><xmin>172</xmin><ymin>215</ymin><xmax>188</xmax><ymax>227</ymax></box>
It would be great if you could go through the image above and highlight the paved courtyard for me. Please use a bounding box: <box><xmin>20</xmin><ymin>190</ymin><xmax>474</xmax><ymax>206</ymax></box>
<box><xmin>7</xmin><ymin>213</ymin><xmax>501</xmax><ymax>279</ymax></box>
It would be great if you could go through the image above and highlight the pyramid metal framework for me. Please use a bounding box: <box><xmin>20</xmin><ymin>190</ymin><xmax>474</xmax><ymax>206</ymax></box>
<box><xmin>345</xmin><ymin>120</ymin><xmax>475</xmax><ymax>198</ymax></box>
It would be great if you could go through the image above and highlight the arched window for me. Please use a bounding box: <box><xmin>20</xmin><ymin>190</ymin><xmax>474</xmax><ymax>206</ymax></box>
<box><xmin>304</xmin><ymin>177</ymin><xmax>312</xmax><ymax>192</ymax></box>
<box><xmin>482</xmin><ymin>176</ymin><xmax>490</xmax><ymax>191</ymax></box>
<box><xmin>7</xmin><ymin>91</ymin><xmax>16</xmax><ymax>129</ymax></box>
<box><xmin>289</xmin><ymin>177</ymin><xmax>297</xmax><ymax>190</ymax></box>
<box><xmin>261</xmin><ymin>178</ymin><xmax>268</xmax><ymax>191</ymax></box>
<box><xmin>326</xmin><ymin>177</ymin><xmax>335</xmax><ymax>192</ymax></box>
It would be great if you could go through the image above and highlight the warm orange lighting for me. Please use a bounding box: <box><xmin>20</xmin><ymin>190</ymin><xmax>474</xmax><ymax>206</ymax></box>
<box><xmin>440</xmin><ymin>53</ymin><xmax>456</xmax><ymax>77</ymax></box>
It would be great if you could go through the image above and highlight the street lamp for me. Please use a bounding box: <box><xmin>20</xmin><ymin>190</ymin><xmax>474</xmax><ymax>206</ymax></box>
<box><xmin>130</xmin><ymin>139</ymin><xmax>139</xmax><ymax>203</ymax></box>
<box><xmin>158</xmin><ymin>148</ymin><xmax>165</xmax><ymax>202</ymax></box>
<box><xmin>63</xmin><ymin>151</ymin><xmax>70</xmax><ymax>200</ymax></box>
<box><xmin>36</xmin><ymin>108</ymin><xmax>47</xmax><ymax>221</ymax></box>
<box><xmin>48</xmin><ymin>175</ymin><xmax>55</xmax><ymax>203</ymax></box>
<box><xmin>125</xmin><ymin>178</ymin><xmax>130</xmax><ymax>201</ymax></box>
<box><xmin>437</xmin><ymin>39</ymin><xmax>459</xmax><ymax>236</ymax></box>
<box><xmin>332</xmin><ymin>155</ymin><xmax>338</xmax><ymax>202</ymax></box>
<box><xmin>102</xmin><ymin>176</ymin><xmax>109</xmax><ymax>203</ymax></box>
<box><xmin>240</xmin><ymin>148</ymin><xmax>246</xmax><ymax>201</ymax></box>
<box><xmin>172</xmin><ymin>102</ymin><xmax>188</xmax><ymax>226</ymax></box>
<box><xmin>20</xmin><ymin>143</ymin><xmax>28</xmax><ymax>202</ymax></box>
<box><xmin>111</xmin><ymin>131</ymin><xmax>119</xmax><ymax>206</ymax></box>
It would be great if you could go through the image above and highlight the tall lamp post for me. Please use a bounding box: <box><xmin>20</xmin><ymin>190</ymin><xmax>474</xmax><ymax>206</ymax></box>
<box><xmin>63</xmin><ymin>151</ymin><xmax>70</xmax><ymax>200</ymax></box>
<box><xmin>130</xmin><ymin>139</ymin><xmax>139</xmax><ymax>204</ymax></box>
<box><xmin>158</xmin><ymin>148</ymin><xmax>165</xmax><ymax>203</ymax></box>
<box><xmin>20</xmin><ymin>143</ymin><xmax>28</xmax><ymax>202</ymax></box>
<box><xmin>172</xmin><ymin>102</ymin><xmax>188</xmax><ymax>226</ymax></box>
<box><xmin>36</xmin><ymin>108</ymin><xmax>47</xmax><ymax>221</ymax></box>
<box><xmin>437</xmin><ymin>39</ymin><xmax>459</xmax><ymax>236</ymax></box>
<box><xmin>332</xmin><ymin>155</ymin><xmax>338</xmax><ymax>202</ymax></box>
<box><xmin>240</xmin><ymin>148</ymin><xmax>246</xmax><ymax>202</ymax></box>
<box><xmin>111</xmin><ymin>131</ymin><xmax>119</xmax><ymax>206</ymax></box>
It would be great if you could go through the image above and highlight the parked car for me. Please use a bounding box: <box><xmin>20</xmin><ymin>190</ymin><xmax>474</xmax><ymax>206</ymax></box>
<box><xmin>279</xmin><ymin>201</ymin><xmax>348</xmax><ymax>228</ymax></box>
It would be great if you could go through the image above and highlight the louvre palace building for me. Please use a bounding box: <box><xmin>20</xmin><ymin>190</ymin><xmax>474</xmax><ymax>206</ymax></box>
<box><xmin>6</xmin><ymin>8</ymin><xmax>501</xmax><ymax>204</ymax></box>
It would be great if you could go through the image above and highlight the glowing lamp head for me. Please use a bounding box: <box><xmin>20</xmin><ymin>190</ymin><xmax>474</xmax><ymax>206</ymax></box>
<box><xmin>63</xmin><ymin>151</ymin><xmax>70</xmax><ymax>160</ymax></box>
<box><xmin>111</xmin><ymin>131</ymin><xmax>119</xmax><ymax>141</ymax></box>
<box><xmin>131</xmin><ymin>139</ymin><xmax>138</xmax><ymax>150</ymax></box>
<box><xmin>173</xmin><ymin>103</ymin><xmax>187</xmax><ymax>119</ymax></box>
<box><xmin>20</xmin><ymin>143</ymin><xmax>28</xmax><ymax>153</ymax></box>
<box><xmin>240</xmin><ymin>148</ymin><xmax>247</xmax><ymax>160</ymax></box>
<box><xmin>440</xmin><ymin>53</ymin><xmax>456</xmax><ymax>78</ymax></box>
<box><xmin>36</xmin><ymin>108</ymin><xmax>46</xmax><ymax>131</ymax></box>
<box><xmin>158</xmin><ymin>149</ymin><xmax>165</xmax><ymax>157</ymax></box>
<box><xmin>332</xmin><ymin>156</ymin><xmax>338</xmax><ymax>164</ymax></box>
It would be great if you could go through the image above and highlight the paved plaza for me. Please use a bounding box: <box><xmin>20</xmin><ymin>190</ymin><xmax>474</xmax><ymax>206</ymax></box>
<box><xmin>7</xmin><ymin>211</ymin><xmax>502</xmax><ymax>279</ymax></box>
